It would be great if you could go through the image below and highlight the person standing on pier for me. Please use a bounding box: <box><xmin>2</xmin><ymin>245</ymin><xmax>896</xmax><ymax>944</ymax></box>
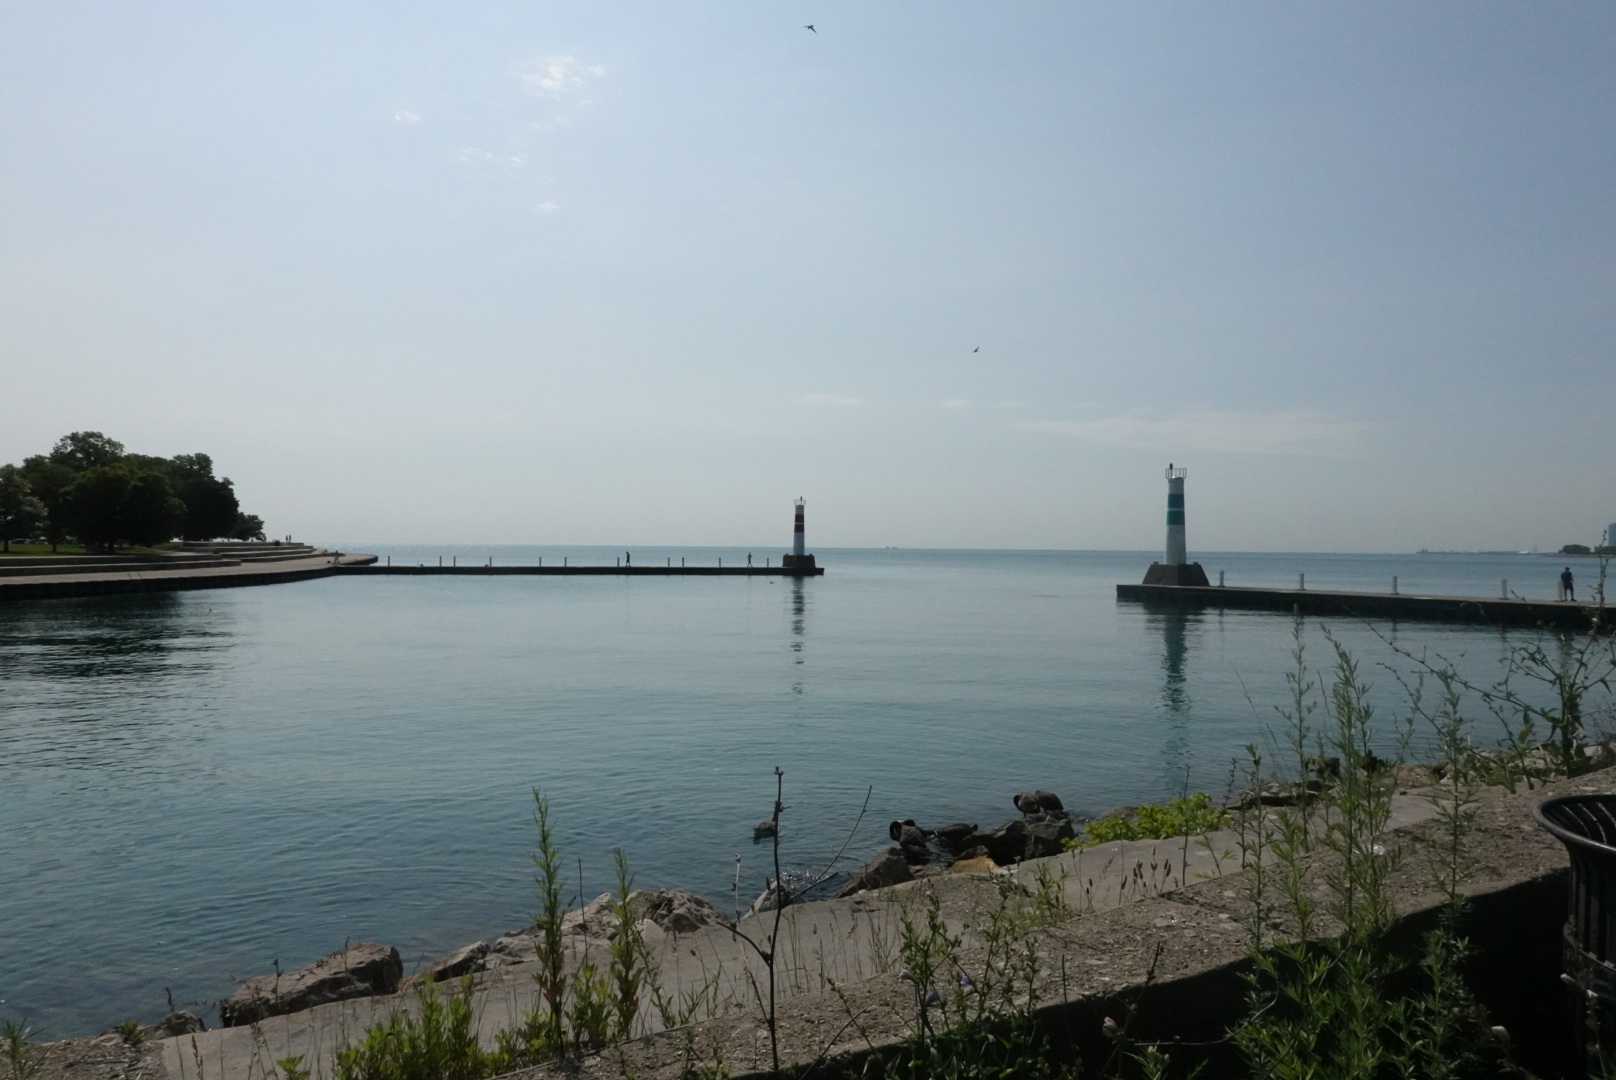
<box><xmin>1562</xmin><ymin>566</ymin><xmax>1576</xmax><ymax>602</ymax></box>
<box><xmin>625</xmin><ymin>551</ymin><xmax>631</xmax><ymax>566</ymax></box>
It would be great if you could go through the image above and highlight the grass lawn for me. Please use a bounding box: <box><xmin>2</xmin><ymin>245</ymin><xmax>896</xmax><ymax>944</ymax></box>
<box><xmin>0</xmin><ymin>543</ymin><xmax>181</xmax><ymax>557</ymax></box>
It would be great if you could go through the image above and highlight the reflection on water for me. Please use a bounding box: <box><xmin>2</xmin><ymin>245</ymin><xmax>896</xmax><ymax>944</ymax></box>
<box><xmin>1148</xmin><ymin>607</ymin><xmax>1200</xmax><ymax>794</ymax></box>
<box><xmin>0</xmin><ymin>595</ymin><xmax>231</xmax><ymax>771</ymax></box>
<box><xmin>789</xmin><ymin>578</ymin><xmax>807</xmax><ymax>694</ymax></box>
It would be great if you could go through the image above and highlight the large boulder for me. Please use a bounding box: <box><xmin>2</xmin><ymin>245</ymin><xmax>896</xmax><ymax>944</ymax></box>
<box><xmin>977</xmin><ymin>819</ymin><xmax>1030</xmax><ymax>864</ymax></box>
<box><xmin>401</xmin><ymin>941</ymin><xmax>490</xmax><ymax>991</ymax></box>
<box><xmin>747</xmin><ymin>882</ymin><xmax>789</xmax><ymax>916</ymax></box>
<box><xmin>146</xmin><ymin>1011</ymin><xmax>205</xmax><ymax>1039</ymax></box>
<box><xmin>1026</xmin><ymin>817</ymin><xmax>1076</xmax><ymax>856</ymax></box>
<box><xmin>220</xmin><ymin>943</ymin><xmax>402</xmax><ymax>1027</ymax></box>
<box><xmin>835</xmin><ymin>848</ymin><xmax>914</xmax><ymax>898</ymax></box>
<box><xmin>562</xmin><ymin>892</ymin><xmax>620</xmax><ymax>939</ymax></box>
<box><xmin>484</xmin><ymin>888</ymin><xmax>734</xmax><ymax>969</ymax></box>
<box><xmin>1013</xmin><ymin>790</ymin><xmax>1067</xmax><ymax>817</ymax></box>
<box><xmin>634</xmin><ymin>888</ymin><xmax>732</xmax><ymax>935</ymax></box>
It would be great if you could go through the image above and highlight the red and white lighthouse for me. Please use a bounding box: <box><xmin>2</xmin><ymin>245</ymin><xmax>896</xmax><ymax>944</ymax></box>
<box><xmin>782</xmin><ymin>497</ymin><xmax>816</xmax><ymax>572</ymax></box>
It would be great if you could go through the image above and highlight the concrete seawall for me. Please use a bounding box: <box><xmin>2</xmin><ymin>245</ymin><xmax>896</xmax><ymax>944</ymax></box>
<box><xmin>338</xmin><ymin>564</ymin><xmax>824</xmax><ymax>577</ymax></box>
<box><xmin>128</xmin><ymin>768</ymin><xmax>1602</xmax><ymax>1080</ymax></box>
<box><xmin>1118</xmin><ymin>581</ymin><xmax>1607</xmax><ymax>631</ymax></box>
<box><xmin>0</xmin><ymin>551</ymin><xmax>374</xmax><ymax>602</ymax></box>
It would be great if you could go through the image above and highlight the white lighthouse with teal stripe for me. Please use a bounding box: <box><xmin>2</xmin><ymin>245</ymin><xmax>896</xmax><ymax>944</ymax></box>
<box><xmin>1141</xmin><ymin>464</ymin><xmax>1209</xmax><ymax>587</ymax></box>
<box><xmin>1165</xmin><ymin>464</ymin><xmax>1187</xmax><ymax>565</ymax></box>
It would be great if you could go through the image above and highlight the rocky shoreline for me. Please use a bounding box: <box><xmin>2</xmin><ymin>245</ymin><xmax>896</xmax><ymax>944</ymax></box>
<box><xmin>194</xmin><ymin>789</ymin><xmax>1084</xmax><ymax>1033</ymax></box>
<box><xmin>50</xmin><ymin>756</ymin><xmax>1585</xmax><ymax>1044</ymax></box>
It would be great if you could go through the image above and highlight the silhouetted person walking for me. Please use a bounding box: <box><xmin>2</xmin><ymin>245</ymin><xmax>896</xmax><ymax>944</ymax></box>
<box><xmin>625</xmin><ymin>551</ymin><xmax>631</xmax><ymax>567</ymax></box>
<box><xmin>1562</xmin><ymin>566</ymin><xmax>1575</xmax><ymax>602</ymax></box>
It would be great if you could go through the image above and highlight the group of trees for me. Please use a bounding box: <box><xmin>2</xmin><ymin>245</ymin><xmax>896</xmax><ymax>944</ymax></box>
<box><xmin>0</xmin><ymin>431</ymin><xmax>266</xmax><ymax>552</ymax></box>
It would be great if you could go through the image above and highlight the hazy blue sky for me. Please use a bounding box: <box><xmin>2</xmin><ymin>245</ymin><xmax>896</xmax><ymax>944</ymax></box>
<box><xmin>3</xmin><ymin>3</ymin><xmax>1612</xmax><ymax>551</ymax></box>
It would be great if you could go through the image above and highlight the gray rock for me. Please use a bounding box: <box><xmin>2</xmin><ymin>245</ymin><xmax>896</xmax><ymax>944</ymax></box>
<box><xmin>835</xmin><ymin>848</ymin><xmax>914</xmax><ymax>898</ymax></box>
<box><xmin>1026</xmin><ymin>816</ymin><xmax>1076</xmax><ymax>856</ymax></box>
<box><xmin>635</xmin><ymin>888</ymin><xmax>732</xmax><ymax>935</ymax></box>
<box><xmin>563</xmin><ymin>892</ymin><xmax>620</xmax><ymax>940</ymax></box>
<box><xmin>220</xmin><ymin>943</ymin><xmax>402</xmax><ymax>1027</ymax></box>
<box><xmin>978</xmin><ymin>818</ymin><xmax>1031</xmax><ymax>864</ymax></box>
<box><xmin>748</xmin><ymin>882</ymin><xmax>789</xmax><ymax>916</ymax></box>
<box><xmin>483</xmin><ymin>926</ymin><xmax>540</xmax><ymax>969</ymax></box>
<box><xmin>485</xmin><ymin>888</ymin><xmax>732</xmax><ymax>968</ymax></box>
<box><xmin>935</xmin><ymin>823</ymin><xmax>978</xmax><ymax>851</ymax></box>
<box><xmin>402</xmin><ymin>941</ymin><xmax>489</xmax><ymax>990</ymax></box>
<box><xmin>145</xmin><ymin>1011</ymin><xmax>205</xmax><ymax>1038</ymax></box>
<box><xmin>1014</xmin><ymin>791</ymin><xmax>1066</xmax><ymax>816</ymax></box>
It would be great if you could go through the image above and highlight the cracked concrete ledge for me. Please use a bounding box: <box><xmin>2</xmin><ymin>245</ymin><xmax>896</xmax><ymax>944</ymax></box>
<box><xmin>36</xmin><ymin>767</ymin><xmax>1603</xmax><ymax>1080</ymax></box>
<box><xmin>504</xmin><ymin>768</ymin><xmax>1598</xmax><ymax>1080</ymax></box>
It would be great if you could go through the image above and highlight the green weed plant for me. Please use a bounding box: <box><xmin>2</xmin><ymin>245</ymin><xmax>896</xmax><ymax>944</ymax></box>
<box><xmin>1076</xmin><ymin>792</ymin><xmax>1230</xmax><ymax>849</ymax></box>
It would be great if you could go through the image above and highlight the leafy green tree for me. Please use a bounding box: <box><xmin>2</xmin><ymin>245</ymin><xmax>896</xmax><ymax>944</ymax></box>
<box><xmin>63</xmin><ymin>464</ymin><xmax>184</xmax><ymax>550</ymax></box>
<box><xmin>0</xmin><ymin>465</ymin><xmax>46</xmax><ymax>553</ymax></box>
<box><xmin>178</xmin><ymin>476</ymin><xmax>240</xmax><ymax>540</ymax></box>
<box><xmin>230</xmin><ymin>512</ymin><xmax>266</xmax><ymax>541</ymax></box>
<box><xmin>49</xmin><ymin>431</ymin><xmax>124</xmax><ymax>471</ymax></box>
<box><xmin>17</xmin><ymin>456</ymin><xmax>77</xmax><ymax>551</ymax></box>
<box><xmin>165</xmin><ymin>452</ymin><xmax>241</xmax><ymax>540</ymax></box>
<box><xmin>169</xmin><ymin>453</ymin><xmax>215</xmax><ymax>484</ymax></box>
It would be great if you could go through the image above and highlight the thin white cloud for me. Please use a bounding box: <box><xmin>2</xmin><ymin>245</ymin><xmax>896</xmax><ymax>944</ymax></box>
<box><xmin>1016</xmin><ymin>409</ymin><xmax>1378</xmax><ymax>455</ymax></box>
<box><xmin>536</xmin><ymin>200</ymin><xmax>559</xmax><ymax>214</ymax></box>
<box><xmin>521</xmin><ymin>56</ymin><xmax>604</xmax><ymax>100</ymax></box>
<box><xmin>393</xmin><ymin>109</ymin><xmax>421</xmax><ymax>124</ymax></box>
<box><xmin>938</xmin><ymin>398</ymin><xmax>971</xmax><ymax>411</ymax></box>
<box><xmin>801</xmin><ymin>393</ymin><xmax>864</xmax><ymax>407</ymax></box>
<box><xmin>455</xmin><ymin>148</ymin><xmax>526</xmax><ymax>171</ymax></box>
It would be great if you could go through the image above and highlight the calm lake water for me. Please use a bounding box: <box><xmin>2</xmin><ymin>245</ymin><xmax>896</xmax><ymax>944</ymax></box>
<box><xmin>0</xmin><ymin>547</ymin><xmax>1597</xmax><ymax>1036</ymax></box>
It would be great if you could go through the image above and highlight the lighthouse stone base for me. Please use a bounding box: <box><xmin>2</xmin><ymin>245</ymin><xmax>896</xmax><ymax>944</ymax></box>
<box><xmin>1142</xmin><ymin>562</ymin><xmax>1210</xmax><ymax>587</ymax></box>
<box><xmin>781</xmin><ymin>554</ymin><xmax>817</xmax><ymax>570</ymax></box>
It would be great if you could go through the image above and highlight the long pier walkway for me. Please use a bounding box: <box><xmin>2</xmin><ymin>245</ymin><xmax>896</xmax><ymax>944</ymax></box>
<box><xmin>338</xmin><ymin>563</ymin><xmax>822</xmax><ymax>577</ymax></box>
<box><xmin>0</xmin><ymin>544</ymin><xmax>376</xmax><ymax>602</ymax></box>
<box><xmin>1118</xmin><ymin>581</ymin><xmax>1607</xmax><ymax>631</ymax></box>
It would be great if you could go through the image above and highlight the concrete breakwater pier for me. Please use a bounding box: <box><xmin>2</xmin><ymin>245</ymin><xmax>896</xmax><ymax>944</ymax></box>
<box><xmin>1124</xmin><ymin>465</ymin><xmax>1606</xmax><ymax>632</ymax></box>
<box><xmin>0</xmin><ymin>543</ymin><xmax>376</xmax><ymax>602</ymax></box>
<box><xmin>339</xmin><ymin>562</ymin><xmax>822</xmax><ymax>577</ymax></box>
<box><xmin>1117</xmin><ymin>581</ymin><xmax>1607</xmax><ymax>631</ymax></box>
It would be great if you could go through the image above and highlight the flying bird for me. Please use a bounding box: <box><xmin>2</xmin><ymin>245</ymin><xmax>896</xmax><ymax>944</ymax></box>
<box><xmin>973</xmin><ymin>346</ymin><xmax>980</xmax><ymax>353</ymax></box>
<box><xmin>804</xmin><ymin>24</ymin><xmax>816</xmax><ymax>32</ymax></box>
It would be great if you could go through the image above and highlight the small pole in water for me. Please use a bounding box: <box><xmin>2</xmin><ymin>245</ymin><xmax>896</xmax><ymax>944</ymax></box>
<box><xmin>564</xmin><ymin>556</ymin><xmax>568</xmax><ymax>567</ymax></box>
<box><xmin>667</xmin><ymin>557</ymin><xmax>671</xmax><ymax>567</ymax></box>
<box><xmin>453</xmin><ymin>556</ymin><xmax>456</xmax><ymax>567</ymax></box>
<box><xmin>1299</xmin><ymin>573</ymin><xmax>1305</xmax><ymax>590</ymax></box>
<box><xmin>1392</xmin><ymin>575</ymin><xmax>1398</xmax><ymax>595</ymax></box>
<box><xmin>1218</xmin><ymin>569</ymin><xmax>1224</xmax><ymax>587</ymax></box>
<box><xmin>387</xmin><ymin>556</ymin><xmax>390</xmax><ymax>566</ymax></box>
<box><xmin>719</xmin><ymin>557</ymin><xmax>722</xmax><ymax>568</ymax></box>
<box><xmin>538</xmin><ymin>556</ymin><xmax>542</xmax><ymax>567</ymax></box>
<box><xmin>1501</xmin><ymin>578</ymin><xmax>1508</xmax><ymax>599</ymax></box>
<box><xmin>439</xmin><ymin>556</ymin><xmax>442</xmax><ymax>567</ymax></box>
<box><xmin>681</xmin><ymin>556</ymin><xmax>685</xmax><ymax>567</ymax></box>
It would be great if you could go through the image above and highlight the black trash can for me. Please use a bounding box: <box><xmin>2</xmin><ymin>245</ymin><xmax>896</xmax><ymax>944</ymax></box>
<box><xmin>1536</xmin><ymin>794</ymin><xmax>1616</xmax><ymax>1076</ymax></box>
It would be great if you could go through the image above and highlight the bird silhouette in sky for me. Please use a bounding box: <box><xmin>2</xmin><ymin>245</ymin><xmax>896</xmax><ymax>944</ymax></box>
<box><xmin>804</xmin><ymin>24</ymin><xmax>816</xmax><ymax>32</ymax></box>
<box><xmin>973</xmin><ymin>346</ymin><xmax>980</xmax><ymax>353</ymax></box>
